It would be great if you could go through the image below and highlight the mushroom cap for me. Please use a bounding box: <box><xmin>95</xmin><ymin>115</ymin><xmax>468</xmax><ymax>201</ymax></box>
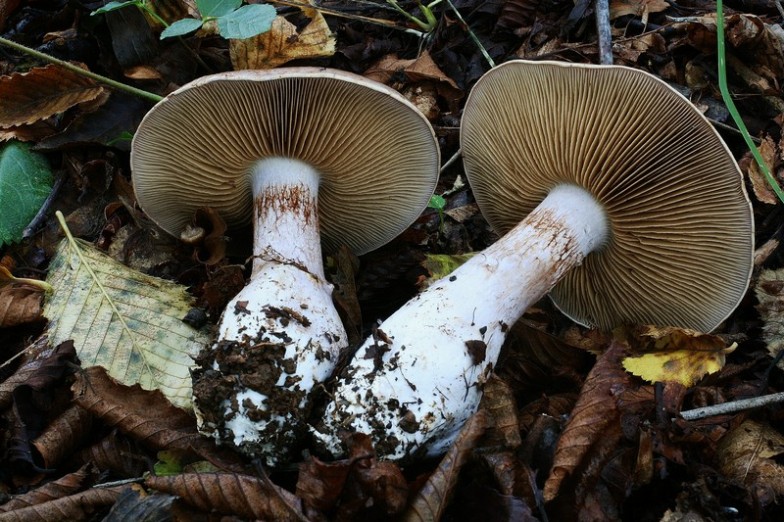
<box><xmin>460</xmin><ymin>60</ymin><xmax>754</xmax><ymax>332</ymax></box>
<box><xmin>131</xmin><ymin>68</ymin><xmax>439</xmax><ymax>255</ymax></box>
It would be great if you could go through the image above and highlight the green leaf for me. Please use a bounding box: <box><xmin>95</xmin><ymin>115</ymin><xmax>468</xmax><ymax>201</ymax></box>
<box><xmin>160</xmin><ymin>18</ymin><xmax>204</xmax><ymax>39</ymax></box>
<box><xmin>153</xmin><ymin>450</ymin><xmax>184</xmax><ymax>476</ymax></box>
<box><xmin>217</xmin><ymin>4</ymin><xmax>276</xmax><ymax>39</ymax></box>
<box><xmin>91</xmin><ymin>0</ymin><xmax>138</xmax><ymax>16</ymax></box>
<box><xmin>197</xmin><ymin>0</ymin><xmax>242</xmax><ymax>18</ymax></box>
<box><xmin>43</xmin><ymin>228</ymin><xmax>211</xmax><ymax>410</ymax></box>
<box><xmin>427</xmin><ymin>194</ymin><xmax>446</xmax><ymax>211</ymax></box>
<box><xmin>0</xmin><ymin>141</ymin><xmax>53</xmax><ymax>247</ymax></box>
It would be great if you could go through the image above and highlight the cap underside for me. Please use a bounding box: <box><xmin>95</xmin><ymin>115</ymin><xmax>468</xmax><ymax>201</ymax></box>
<box><xmin>460</xmin><ymin>60</ymin><xmax>753</xmax><ymax>332</ymax></box>
<box><xmin>132</xmin><ymin>69</ymin><xmax>439</xmax><ymax>255</ymax></box>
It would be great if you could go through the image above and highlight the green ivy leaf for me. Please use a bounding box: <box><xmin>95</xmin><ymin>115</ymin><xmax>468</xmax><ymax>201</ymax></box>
<box><xmin>217</xmin><ymin>4</ymin><xmax>276</xmax><ymax>39</ymax></box>
<box><xmin>0</xmin><ymin>141</ymin><xmax>53</xmax><ymax>247</ymax></box>
<box><xmin>197</xmin><ymin>0</ymin><xmax>242</xmax><ymax>18</ymax></box>
<box><xmin>160</xmin><ymin>18</ymin><xmax>204</xmax><ymax>39</ymax></box>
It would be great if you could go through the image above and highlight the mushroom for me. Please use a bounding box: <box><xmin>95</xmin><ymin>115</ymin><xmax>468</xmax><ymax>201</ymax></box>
<box><xmin>316</xmin><ymin>60</ymin><xmax>753</xmax><ymax>462</ymax></box>
<box><xmin>131</xmin><ymin>68</ymin><xmax>439</xmax><ymax>464</ymax></box>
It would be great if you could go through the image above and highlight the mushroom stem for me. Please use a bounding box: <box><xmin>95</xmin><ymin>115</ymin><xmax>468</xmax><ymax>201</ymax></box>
<box><xmin>193</xmin><ymin>157</ymin><xmax>348</xmax><ymax>466</ymax></box>
<box><xmin>316</xmin><ymin>184</ymin><xmax>608</xmax><ymax>461</ymax></box>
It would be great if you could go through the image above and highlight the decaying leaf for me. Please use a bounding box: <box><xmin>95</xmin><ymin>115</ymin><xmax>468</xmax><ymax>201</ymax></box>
<box><xmin>544</xmin><ymin>340</ymin><xmax>631</xmax><ymax>502</ymax></box>
<box><xmin>746</xmin><ymin>136</ymin><xmax>781</xmax><ymax>204</ymax></box>
<box><xmin>44</xmin><ymin>235</ymin><xmax>210</xmax><ymax>410</ymax></box>
<box><xmin>0</xmin><ymin>485</ymin><xmax>127</xmax><ymax>521</ymax></box>
<box><xmin>609</xmin><ymin>0</ymin><xmax>668</xmax><ymax>23</ymax></box>
<box><xmin>77</xmin><ymin>430</ymin><xmax>151</xmax><ymax>478</ymax></box>
<box><xmin>102</xmin><ymin>486</ymin><xmax>176</xmax><ymax>522</ymax></box>
<box><xmin>755</xmin><ymin>267</ymin><xmax>784</xmax><ymax>369</ymax></box>
<box><xmin>0</xmin><ymin>65</ymin><xmax>105</xmax><ymax>128</ymax></box>
<box><xmin>145</xmin><ymin>472</ymin><xmax>312</xmax><ymax>521</ymax></box>
<box><xmin>31</xmin><ymin>405</ymin><xmax>94</xmax><ymax>469</ymax></box>
<box><xmin>621</xmin><ymin>326</ymin><xmax>735</xmax><ymax>387</ymax></box>
<box><xmin>404</xmin><ymin>410</ymin><xmax>491</xmax><ymax>521</ymax></box>
<box><xmin>0</xmin><ymin>464</ymin><xmax>97</xmax><ymax>513</ymax></box>
<box><xmin>717</xmin><ymin>420</ymin><xmax>784</xmax><ymax>507</ymax></box>
<box><xmin>230</xmin><ymin>6</ymin><xmax>335</xmax><ymax>70</ymax></box>
<box><xmin>0</xmin><ymin>286</ymin><xmax>43</xmax><ymax>327</ymax></box>
<box><xmin>0</xmin><ymin>339</ymin><xmax>76</xmax><ymax>410</ymax></box>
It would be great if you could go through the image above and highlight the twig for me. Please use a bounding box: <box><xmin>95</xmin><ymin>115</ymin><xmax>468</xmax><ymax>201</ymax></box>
<box><xmin>440</xmin><ymin>147</ymin><xmax>462</xmax><ymax>173</ymax></box>
<box><xmin>0</xmin><ymin>36</ymin><xmax>163</xmax><ymax>103</ymax></box>
<box><xmin>595</xmin><ymin>0</ymin><xmax>613</xmax><ymax>64</ymax></box>
<box><xmin>679</xmin><ymin>392</ymin><xmax>784</xmax><ymax>421</ymax></box>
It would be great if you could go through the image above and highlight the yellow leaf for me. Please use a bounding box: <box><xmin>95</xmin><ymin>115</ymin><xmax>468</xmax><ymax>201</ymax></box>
<box><xmin>43</xmin><ymin>228</ymin><xmax>210</xmax><ymax>410</ymax></box>
<box><xmin>622</xmin><ymin>343</ymin><xmax>735</xmax><ymax>387</ymax></box>
<box><xmin>230</xmin><ymin>8</ymin><xmax>336</xmax><ymax>70</ymax></box>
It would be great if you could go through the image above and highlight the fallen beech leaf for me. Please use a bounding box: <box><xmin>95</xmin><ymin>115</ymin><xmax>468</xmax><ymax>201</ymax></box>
<box><xmin>44</xmin><ymin>234</ymin><xmax>210</xmax><ymax>410</ymax></box>
<box><xmin>478</xmin><ymin>374</ymin><xmax>522</xmax><ymax>449</ymax></box>
<box><xmin>544</xmin><ymin>340</ymin><xmax>631</xmax><ymax>501</ymax></box>
<box><xmin>31</xmin><ymin>405</ymin><xmax>94</xmax><ymax>469</ymax></box>
<box><xmin>102</xmin><ymin>486</ymin><xmax>176</xmax><ymax>522</ymax></box>
<box><xmin>145</xmin><ymin>472</ymin><xmax>312</xmax><ymax>521</ymax></box>
<box><xmin>0</xmin><ymin>286</ymin><xmax>43</xmax><ymax>327</ymax></box>
<box><xmin>0</xmin><ymin>464</ymin><xmax>97</xmax><ymax>513</ymax></box>
<box><xmin>0</xmin><ymin>339</ymin><xmax>76</xmax><ymax>410</ymax></box>
<box><xmin>717</xmin><ymin>420</ymin><xmax>784</xmax><ymax>507</ymax></box>
<box><xmin>76</xmin><ymin>430</ymin><xmax>151</xmax><ymax>478</ymax></box>
<box><xmin>745</xmin><ymin>136</ymin><xmax>780</xmax><ymax>204</ymax></box>
<box><xmin>621</xmin><ymin>326</ymin><xmax>734</xmax><ymax>387</ymax></box>
<box><xmin>404</xmin><ymin>410</ymin><xmax>490</xmax><ymax>521</ymax></box>
<box><xmin>0</xmin><ymin>65</ymin><xmax>105</xmax><ymax>128</ymax></box>
<box><xmin>755</xmin><ymin>268</ymin><xmax>784</xmax><ymax>370</ymax></box>
<box><xmin>230</xmin><ymin>7</ymin><xmax>335</xmax><ymax>70</ymax></box>
<box><xmin>296</xmin><ymin>454</ymin><xmax>352</xmax><ymax>512</ymax></box>
<box><xmin>0</xmin><ymin>485</ymin><xmax>127</xmax><ymax>521</ymax></box>
<box><xmin>609</xmin><ymin>0</ymin><xmax>668</xmax><ymax>22</ymax></box>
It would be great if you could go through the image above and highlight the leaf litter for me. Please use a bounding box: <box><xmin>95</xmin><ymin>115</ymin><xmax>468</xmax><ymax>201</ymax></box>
<box><xmin>1</xmin><ymin>0</ymin><xmax>784</xmax><ymax>520</ymax></box>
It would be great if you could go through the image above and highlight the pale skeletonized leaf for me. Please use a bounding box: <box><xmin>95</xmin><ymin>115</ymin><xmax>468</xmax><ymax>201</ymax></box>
<box><xmin>43</xmin><ymin>235</ymin><xmax>209</xmax><ymax>410</ymax></box>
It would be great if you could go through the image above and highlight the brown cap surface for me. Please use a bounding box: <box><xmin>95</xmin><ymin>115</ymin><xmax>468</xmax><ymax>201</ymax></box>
<box><xmin>132</xmin><ymin>68</ymin><xmax>439</xmax><ymax>255</ymax></box>
<box><xmin>460</xmin><ymin>60</ymin><xmax>753</xmax><ymax>332</ymax></box>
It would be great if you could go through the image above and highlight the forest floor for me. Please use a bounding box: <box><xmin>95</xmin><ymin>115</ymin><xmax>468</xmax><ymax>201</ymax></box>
<box><xmin>2</xmin><ymin>0</ymin><xmax>784</xmax><ymax>521</ymax></box>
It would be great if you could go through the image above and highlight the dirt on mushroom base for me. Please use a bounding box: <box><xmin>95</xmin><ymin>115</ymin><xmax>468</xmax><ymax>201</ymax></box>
<box><xmin>191</xmin><ymin>310</ymin><xmax>325</xmax><ymax>463</ymax></box>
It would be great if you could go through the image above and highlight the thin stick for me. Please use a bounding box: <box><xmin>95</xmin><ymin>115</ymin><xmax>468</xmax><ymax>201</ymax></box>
<box><xmin>444</xmin><ymin>0</ymin><xmax>494</xmax><ymax>68</ymax></box>
<box><xmin>595</xmin><ymin>0</ymin><xmax>613</xmax><ymax>64</ymax></box>
<box><xmin>680</xmin><ymin>392</ymin><xmax>784</xmax><ymax>421</ymax></box>
<box><xmin>0</xmin><ymin>36</ymin><xmax>163</xmax><ymax>103</ymax></box>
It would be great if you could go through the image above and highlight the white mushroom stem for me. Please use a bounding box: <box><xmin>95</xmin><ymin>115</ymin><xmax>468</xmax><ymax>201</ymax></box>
<box><xmin>193</xmin><ymin>157</ymin><xmax>347</xmax><ymax>466</ymax></box>
<box><xmin>316</xmin><ymin>184</ymin><xmax>608</xmax><ymax>461</ymax></box>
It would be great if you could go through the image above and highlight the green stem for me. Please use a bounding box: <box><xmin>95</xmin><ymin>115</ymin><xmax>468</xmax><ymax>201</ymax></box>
<box><xmin>716</xmin><ymin>0</ymin><xmax>784</xmax><ymax>204</ymax></box>
<box><xmin>0</xmin><ymin>36</ymin><xmax>163</xmax><ymax>104</ymax></box>
<box><xmin>444</xmin><ymin>0</ymin><xmax>494</xmax><ymax>68</ymax></box>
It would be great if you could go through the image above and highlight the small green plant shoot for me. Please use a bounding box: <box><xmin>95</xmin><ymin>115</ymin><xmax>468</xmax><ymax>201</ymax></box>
<box><xmin>92</xmin><ymin>0</ymin><xmax>276</xmax><ymax>40</ymax></box>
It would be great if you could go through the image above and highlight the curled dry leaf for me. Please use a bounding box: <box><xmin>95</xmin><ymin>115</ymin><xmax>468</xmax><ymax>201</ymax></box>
<box><xmin>403</xmin><ymin>410</ymin><xmax>491</xmax><ymax>522</ymax></box>
<box><xmin>0</xmin><ymin>65</ymin><xmax>105</xmax><ymax>128</ymax></box>
<box><xmin>478</xmin><ymin>373</ymin><xmax>522</xmax><ymax>450</ymax></box>
<box><xmin>543</xmin><ymin>340</ymin><xmax>631</xmax><ymax>502</ymax></box>
<box><xmin>0</xmin><ymin>464</ymin><xmax>97</xmax><ymax>513</ymax></box>
<box><xmin>145</xmin><ymin>472</ymin><xmax>312</xmax><ymax>521</ymax></box>
<box><xmin>230</xmin><ymin>7</ymin><xmax>336</xmax><ymax>70</ymax></box>
<box><xmin>296</xmin><ymin>454</ymin><xmax>353</xmax><ymax>512</ymax></box>
<box><xmin>31</xmin><ymin>404</ymin><xmax>94</xmax><ymax>469</ymax></box>
<box><xmin>0</xmin><ymin>339</ymin><xmax>76</xmax><ymax>410</ymax></box>
<box><xmin>743</xmin><ymin>135</ymin><xmax>779</xmax><ymax>205</ymax></box>
<box><xmin>609</xmin><ymin>0</ymin><xmax>669</xmax><ymax>23</ymax></box>
<box><xmin>717</xmin><ymin>420</ymin><xmax>784</xmax><ymax>507</ymax></box>
<box><xmin>102</xmin><ymin>485</ymin><xmax>176</xmax><ymax>522</ymax></box>
<box><xmin>0</xmin><ymin>485</ymin><xmax>127</xmax><ymax>522</ymax></box>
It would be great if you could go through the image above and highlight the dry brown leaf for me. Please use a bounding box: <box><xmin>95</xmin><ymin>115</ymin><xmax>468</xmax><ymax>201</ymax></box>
<box><xmin>0</xmin><ymin>339</ymin><xmax>76</xmax><ymax>410</ymax></box>
<box><xmin>543</xmin><ymin>340</ymin><xmax>631</xmax><ymax>501</ymax></box>
<box><xmin>0</xmin><ymin>65</ymin><xmax>105</xmax><ymax>128</ymax></box>
<box><xmin>717</xmin><ymin>420</ymin><xmax>784</xmax><ymax>507</ymax></box>
<box><xmin>296</xmin><ymin>454</ymin><xmax>353</xmax><ymax>512</ymax></box>
<box><xmin>609</xmin><ymin>0</ymin><xmax>668</xmax><ymax>22</ymax></box>
<box><xmin>478</xmin><ymin>374</ymin><xmax>522</xmax><ymax>450</ymax></box>
<box><xmin>145</xmin><ymin>472</ymin><xmax>312</xmax><ymax>521</ymax></box>
<box><xmin>230</xmin><ymin>8</ymin><xmax>335</xmax><ymax>70</ymax></box>
<box><xmin>0</xmin><ymin>485</ymin><xmax>127</xmax><ymax>522</ymax></box>
<box><xmin>755</xmin><ymin>268</ymin><xmax>784</xmax><ymax>369</ymax></box>
<box><xmin>0</xmin><ymin>464</ymin><xmax>97</xmax><ymax>513</ymax></box>
<box><xmin>0</xmin><ymin>0</ymin><xmax>20</xmax><ymax>32</ymax></box>
<box><xmin>746</xmin><ymin>136</ymin><xmax>779</xmax><ymax>205</ymax></box>
<box><xmin>0</xmin><ymin>286</ymin><xmax>43</xmax><ymax>327</ymax></box>
<box><xmin>403</xmin><ymin>410</ymin><xmax>490</xmax><ymax>522</ymax></box>
<box><xmin>76</xmin><ymin>430</ymin><xmax>151</xmax><ymax>478</ymax></box>
<box><xmin>71</xmin><ymin>367</ymin><xmax>245</xmax><ymax>473</ymax></box>
<box><xmin>365</xmin><ymin>51</ymin><xmax>461</xmax><ymax>103</ymax></box>
<box><xmin>31</xmin><ymin>405</ymin><xmax>94</xmax><ymax>469</ymax></box>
